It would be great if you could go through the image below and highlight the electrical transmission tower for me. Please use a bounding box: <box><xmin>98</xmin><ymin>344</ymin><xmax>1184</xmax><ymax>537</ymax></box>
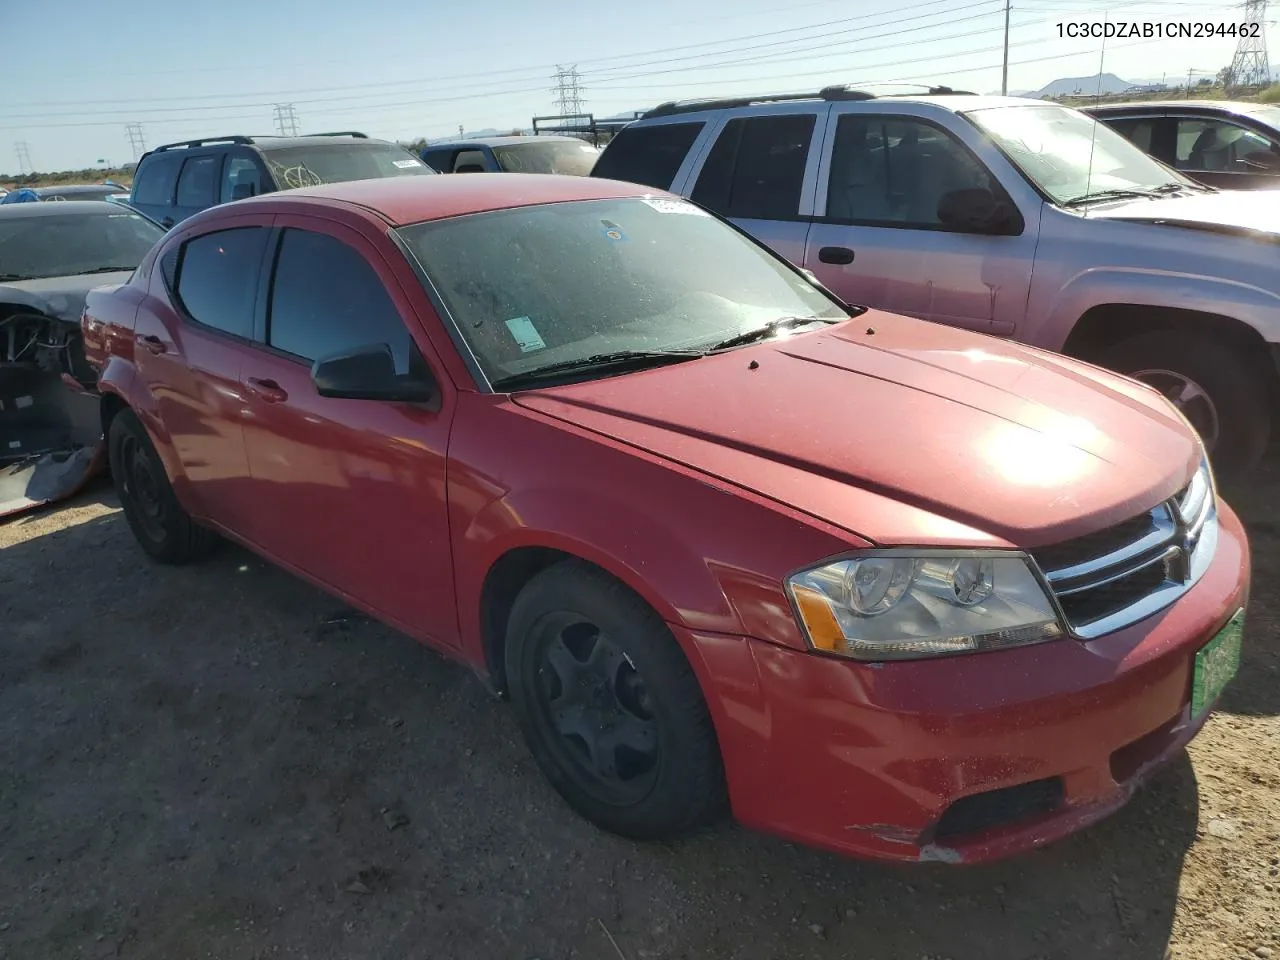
<box><xmin>551</xmin><ymin>65</ymin><xmax>586</xmax><ymax>115</ymax></box>
<box><xmin>125</xmin><ymin>123</ymin><xmax>147</xmax><ymax>160</ymax></box>
<box><xmin>14</xmin><ymin>141</ymin><xmax>31</xmax><ymax>175</ymax></box>
<box><xmin>1227</xmin><ymin>0</ymin><xmax>1270</xmax><ymax>90</ymax></box>
<box><xmin>272</xmin><ymin>103</ymin><xmax>301</xmax><ymax>136</ymax></box>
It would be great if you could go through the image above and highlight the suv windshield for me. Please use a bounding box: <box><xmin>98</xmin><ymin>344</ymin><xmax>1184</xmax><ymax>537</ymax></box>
<box><xmin>258</xmin><ymin>142</ymin><xmax>434</xmax><ymax>190</ymax></box>
<box><xmin>966</xmin><ymin>103</ymin><xmax>1199</xmax><ymax>204</ymax></box>
<box><xmin>396</xmin><ymin>196</ymin><xmax>846</xmax><ymax>384</ymax></box>
<box><xmin>0</xmin><ymin>210</ymin><xmax>162</xmax><ymax>280</ymax></box>
<box><xmin>492</xmin><ymin>140</ymin><xmax>600</xmax><ymax>176</ymax></box>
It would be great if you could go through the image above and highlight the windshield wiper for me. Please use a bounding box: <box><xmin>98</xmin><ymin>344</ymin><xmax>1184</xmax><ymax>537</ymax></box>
<box><xmin>79</xmin><ymin>265</ymin><xmax>137</xmax><ymax>274</ymax></box>
<box><xmin>1064</xmin><ymin>188</ymin><xmax>1159</xmax><ymax>206</ymax></box>
<box><xmin>0</xmin><ymin>273</ymin><xmax>33</xmax><ymax>281</ymax></box>
<box><xmin>489</xmin><ymin>349</ymin><xmax>703</xmax><ymax>390</ymax></box>
<box><xmin>705</xmin><ymin>315</ymin><xmax>839</xmax><ymax>352</ymax></box>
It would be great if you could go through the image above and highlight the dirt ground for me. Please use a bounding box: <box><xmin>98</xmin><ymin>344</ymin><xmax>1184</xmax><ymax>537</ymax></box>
<box><xmin>1</xmin><ymin>460</ymin><xmax>1277</xmax><ymax>960</ymax></box>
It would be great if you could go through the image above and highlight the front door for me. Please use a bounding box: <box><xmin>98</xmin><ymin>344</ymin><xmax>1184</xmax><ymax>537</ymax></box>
<box><xmin>237</xmin><ymin>218</ymin><xmax>459</xmax><ymax>647</ymax></box>
<box><xmin>1170</xmin><ymin>114</ymin><xmax>1280</xmax><ymax>190</ymax></box>
<box><xmin>132</xmin><ymin>220</ymin><xmax>270</xmax><ymax>530</ymax></box>
<box><xmin>682</xmin><ymin>106</ymin><xmax>826</xmax><ymax>268</ymax></box>
<box><xmin>804</xmin><ymin>109</ymin><xmax>1039</xmax><ymax>336</ymax></box>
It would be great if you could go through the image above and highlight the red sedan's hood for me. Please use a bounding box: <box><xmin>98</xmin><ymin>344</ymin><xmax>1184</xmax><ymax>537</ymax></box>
<box><xmin>512</xmin><ymin>312</ymin><xmax>1201</xmax><ymax>548</ymax></box>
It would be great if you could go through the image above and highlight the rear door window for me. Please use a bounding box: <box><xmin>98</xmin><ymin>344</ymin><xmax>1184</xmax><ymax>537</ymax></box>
<box><xmin>132</xmin><ymin>153</ymin><xmax>181</xmax><ymax>206</ymax></box>
<box><xmin>176</xmin><ymin>155</ymin><xmax>219</xmax><ymax>209</ymax></box>
<box><xmin>173</xmin><ymin>226</ymin><xmax>269</xmax><ymax>338</ymax></box>
<box><xmin>220</xmin><ymin>156</ymin><xmax>266</xmax><ymax>203</ymax></box>
<box><xmin>691</xmin><ymin>114</ymin><xmax>816</xmax><ymax>220</ymax></box>
<box><xmin>1106</xmin><ymin>116</ymin><xmax>1157</xmax><ymax>154</ymax></box>
<box><xmin>591</xmin><ymin>122</ymin><xmax>703</xmax><ymax>189</ymax></box>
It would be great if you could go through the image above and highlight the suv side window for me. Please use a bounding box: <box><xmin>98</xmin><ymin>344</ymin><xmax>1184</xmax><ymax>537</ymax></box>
<box><xmin>453</xmin><ymin>150</ymin><xmax>488</xmax><ymax>173</ymax></box>
<box><xmin>133</xmin><ymin>153</ymin><xmax>181</xmax><ymax>206</ymax></box>
<box><xmin>220</xmin><ymin>156</ymin><xmax>265</xmax><ymax>203</ymax></box>
<box><xmin>825</xmin><ymin>115</ymin><xmax>995</xmax><ymax>227</ymax></box>
<box><xmin>173</xmin><ymin>227</ymin><xmax>269</xmax><ymax>338</ymax></box>
<box><xmin>267</xmin><ymin>229</ymin><xmax>413</xmax><ymax>373</ymax></box>
<box><xmin>591</xmin><ymin>122</ymin><xmax>703</xmax><ymax>189</ymax></box>
<box><xmin>692</xmin><ymin>114</ymin><xmax>815</xmax><ymax>220</ymax></box>
<box><xmin>1175</xmin><ymin>117</ymin><xmax>1274</xmax><ymax>171</ymax></box>
<box><xmin>176</xmin><ymin>155</ymin><xmax>218</xmax><ymax>208</ymax></box>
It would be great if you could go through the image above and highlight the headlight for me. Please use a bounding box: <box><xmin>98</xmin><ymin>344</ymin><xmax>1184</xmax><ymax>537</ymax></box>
<box><xmin>787</xmin><ymin>552</ymin><xmax>1064</xmax><ymax>661</ymax></box>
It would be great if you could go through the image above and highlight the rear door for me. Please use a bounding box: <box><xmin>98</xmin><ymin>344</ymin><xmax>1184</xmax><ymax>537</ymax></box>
<box><xmin>684</xmin><ymin>106</ymin><xmax>826</xmax><ymax>268</ymax></box>
<box><xmin>591</xmin><ymin>119</ymin><xmax>710</xmax><ymax>189</ymax></box>
<box><xmin>804</xmin><ymin>106</ymin><xmax>1038</xmax><ymax>335</ymax></box>
<box><xmin>131</xmin><ymin>217</ymin><xmax>272</xmax><ymax>530</ymax></box>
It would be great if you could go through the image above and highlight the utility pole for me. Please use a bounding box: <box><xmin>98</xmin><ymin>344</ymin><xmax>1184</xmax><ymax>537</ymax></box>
<box><xmin>458</xmin><ymin>124</ymin><xmax>464</xmax><ymax>137</ymax></box>
<box><xmin>1227</xmin><ymin>0</ymin><xmax>1270</xmax><ymax>91</ymax></box>
<box><xmin>551</xmin><ymin>65</ymin><xmax>586</xmax><ymax>115</ymax></box>
<box><xmin>14</xmin><ymin>141</ymin><xmax>31</xmax><ymax>175</ymax></box>
<box><xmin>272</xmin><ymin>103</ymin><xmax>300</xmax><ymax>136</ymax></box>
<box><xmin>124</xmin><ymin>122</ymin><xmax>146</xmax><ymax>161</ymax></box>
<box><xmin>1000</xmin><ymin>0</ymin><xmax>1011</xmax><ymax>95</ymax></box>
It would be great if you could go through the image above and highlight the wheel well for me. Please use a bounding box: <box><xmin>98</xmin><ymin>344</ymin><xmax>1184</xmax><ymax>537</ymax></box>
<box><xmin>1062</xmin><ymin>304</ymin><xmax>1275</xmax><ymax>378</ymax></box>
<box><xmin>99</xmin><ymin>391</ymin><xmax>127</xmax><ymax>440</ymax></box>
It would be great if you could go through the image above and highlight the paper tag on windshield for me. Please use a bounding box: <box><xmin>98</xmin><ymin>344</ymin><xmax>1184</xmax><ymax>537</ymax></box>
<box><xmin>640</xmin><ymin>197</ymin><xmax>708</xmax><ymax>216</ymax></box>
<box><xmin>393</xmin><ymin>158</ymin><xmax>422</xmax><ymax>168</ymax></box>
<box><xmin>504</xmin><ymin>316</ymin><xmax>547</xmax><ymax>353</ymax></box>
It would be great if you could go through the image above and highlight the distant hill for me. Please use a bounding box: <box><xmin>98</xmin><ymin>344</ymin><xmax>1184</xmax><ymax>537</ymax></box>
<box><xmin>1035</xmin><ymin>73</ymin><xmax>1134</xmax><ymax>97</ymax></box>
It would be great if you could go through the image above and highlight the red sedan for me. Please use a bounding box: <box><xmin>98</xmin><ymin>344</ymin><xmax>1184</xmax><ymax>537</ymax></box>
<box><xmin>81</xmin><ymin>174</ymin><xmax>1249</xmax><ymax>864</ymax></box>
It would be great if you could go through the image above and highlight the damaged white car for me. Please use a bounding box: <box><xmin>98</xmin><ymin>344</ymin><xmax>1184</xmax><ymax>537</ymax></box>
<box><xmin>0</xmin><ymin>201</ymin><xmax>164</xmax><ymax>517</ymax></box>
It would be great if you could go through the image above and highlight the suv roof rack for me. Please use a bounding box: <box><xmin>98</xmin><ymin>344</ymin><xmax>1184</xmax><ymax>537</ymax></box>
<box><xmin>531</xmin><ymin>112</ymin><xmax>641</xmax><ymax>145</ymax></box>
<box><xmin>151</xmin><ymin>135</ymin><xmax>256</xmax><ymax>152</ymax></box>
<box><xmin>641</xmin><ymin>84</ymin><xmax>973</xmax><ymax>119</ymax></box>
<box><xmin>302</xmin><ymin>130</ymin><xmax>369</xmax><ymax>138</ymax></box>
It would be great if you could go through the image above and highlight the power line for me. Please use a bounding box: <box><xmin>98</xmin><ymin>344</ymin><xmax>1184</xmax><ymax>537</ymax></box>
<box><xmin>272</xmin><ymin>103</ymin><xmax>300</xmax><ymax>136</ymax></box>
<box><xmin>14</xmin><ymin>141</ymin><xmax>31</xmax><ymax>174</ymax></box>
<box><xmin>125</xmin><ymin>122</ymin><xmax>146</xmax><ymax>160</ymax></box>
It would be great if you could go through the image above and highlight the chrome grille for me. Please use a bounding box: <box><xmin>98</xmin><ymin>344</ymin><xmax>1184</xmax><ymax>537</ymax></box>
<box><xmin>1030</xmin><ymin>462</ymin><xmax>1218</xmax><ymax>639</ymax></box>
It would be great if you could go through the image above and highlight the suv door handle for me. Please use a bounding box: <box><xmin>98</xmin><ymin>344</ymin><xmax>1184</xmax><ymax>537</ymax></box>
<box><xmin>136</xmin><ymin>333</ymin><xmax>166</xmax><ymax>354</ymax></box>
<box><xmin>245</xmin><ymin>377</ymin><xmax>288</xmax><ymax>404</ymax></box>
<box><xmin>818</xmin><ymin>246</ymin><xmax>855</xmax><ymax>265</ymax></box>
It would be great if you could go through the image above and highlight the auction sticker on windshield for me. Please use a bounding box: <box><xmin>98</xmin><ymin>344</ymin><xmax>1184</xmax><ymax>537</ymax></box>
<box><xmin>1191</xmin><ymin>608</ymin><xmax>1244</xmax><ymax>718</ymax></box>
<box><xmin>504</xmin><ymin>316</ymin><xmax>547</xmax><ymax>353</ymax></box>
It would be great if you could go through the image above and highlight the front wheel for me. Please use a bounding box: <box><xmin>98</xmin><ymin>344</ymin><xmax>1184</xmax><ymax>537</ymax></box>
<box><xmin>1098</xmin><ymin>331</ymin><xmax>1271</xmax><ymax>480</ymax></box>
<box><xmin>504</xmin><ymin>561</ymin><xmax>726</xmax><ymax>840</ymax></box>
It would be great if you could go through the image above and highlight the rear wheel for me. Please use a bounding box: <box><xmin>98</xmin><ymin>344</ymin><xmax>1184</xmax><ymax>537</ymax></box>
<box><xmin>504</xmin><ymin>561</ymin><xmax>726</xmax><ymax>840</ymax></box>
<box><xmin>1098</xmin><ymin>331</ymin><xmax>1271</xmax><ymax>480</ymax></box>
<box><xmin>108</xmin><ymin>409</ymin><xmax>217</xmax><ymax>564</ymax></box>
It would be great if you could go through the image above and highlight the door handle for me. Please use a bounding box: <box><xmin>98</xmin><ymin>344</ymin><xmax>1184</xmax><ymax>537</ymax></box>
<box><xmin>245</xmin><ymin>377</ymin><xmax>288</xmax><ymax>404</ymax></box>
<box><xmin>818</xmin><ymin>246</ymin><xmax>855</xmax><ymax>265</ymax></box>
<box><xmin>136</xmin><ymin>333</ymin><xmax>166</xmax><ymax>354</ymax></box>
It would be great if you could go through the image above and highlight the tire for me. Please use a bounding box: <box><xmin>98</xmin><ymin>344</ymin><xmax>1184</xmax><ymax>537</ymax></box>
<box><xmin>504</xmin><ymin>560</ymin><xmax>727</xmax><ymax>840</ymax></box>
<box><xmin>108</xmin><ymin>409</ymin><xmax>218</xmax><ymax>564</ymax></box>
<box><xmin>1097</xmin><ymin>331</ymin><xmax>1271</xmax><ymax>480</ymax></box>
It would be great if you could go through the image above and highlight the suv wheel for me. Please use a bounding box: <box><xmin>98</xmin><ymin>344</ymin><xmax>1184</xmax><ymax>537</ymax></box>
<box><xmin>1098</xmin><ymin>331</ymin><xmax>1270</xmax><ymax>479</ymax></box>
<box><xmin>109</xmin><ymin>409</ymin><xmax>218</xmax><ymax>564</ymax></box>
<box><xmin>504</xmin><ymin>561</ymin><xmax>727</xmax><ymax>840</ymax></box>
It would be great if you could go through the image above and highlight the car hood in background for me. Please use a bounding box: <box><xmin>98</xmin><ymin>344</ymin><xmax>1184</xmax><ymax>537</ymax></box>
<box><xmin>0</xmin><ymin>270</ymin><xmax>134</xmax><ymax>322</ymax></box>
<box><xmin>512</xmin><ymin>312</ymin><xmax>1200</xmax><ymax>549</ymax></box>
<box><xmin>1084</xmin><ymin>188</ymin><xmax>1280</xmax><ymax>238</ymax></box>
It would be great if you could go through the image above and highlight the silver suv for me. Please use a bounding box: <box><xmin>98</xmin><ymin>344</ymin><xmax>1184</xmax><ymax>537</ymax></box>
<box><xmin>591</xmin><ymin>85</ymin><xmax>1280</xmax><ymax>477</ymax></box>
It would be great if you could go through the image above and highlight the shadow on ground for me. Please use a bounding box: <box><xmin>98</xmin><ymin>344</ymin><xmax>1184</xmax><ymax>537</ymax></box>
<box><xmin>0</xmin><ymin>487</ymin><xmax>1209</xmax><ymax>960</ymax></box>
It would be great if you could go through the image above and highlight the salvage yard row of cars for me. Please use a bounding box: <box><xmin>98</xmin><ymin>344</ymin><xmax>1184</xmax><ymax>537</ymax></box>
<box><xmin>0</xmin><ymin>85</ymin><xmax>1258</xmax><ymax>863</ymax></box>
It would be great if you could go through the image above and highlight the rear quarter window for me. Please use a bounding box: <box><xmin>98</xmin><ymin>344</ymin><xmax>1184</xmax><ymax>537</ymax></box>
<box><xmin>591</xmin><ymin>122</ymin><xmax>704</xmax><ymax>189</ymax></box>
<box><xmin>132</xmin><ymin>153</ymin><xmax>181</xmax><ymax>206</ymax></box>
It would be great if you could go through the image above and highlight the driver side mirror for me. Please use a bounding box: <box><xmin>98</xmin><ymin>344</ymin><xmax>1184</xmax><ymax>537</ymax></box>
<box><xmin>937</xmin><ymin>187</ymin><xmax>1021</xmax><ymax>235</ymax></box>
<box><xmin>311</xmin><ymin>343</ymin><xmax>437</xmax><ymax>403</ymax></box>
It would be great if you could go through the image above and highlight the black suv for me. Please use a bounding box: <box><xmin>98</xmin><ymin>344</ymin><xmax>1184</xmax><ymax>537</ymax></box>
<box><xmin>128</xmin><ymin>131</ymin><xmax>435</xmax><ymax>228</ymax></box>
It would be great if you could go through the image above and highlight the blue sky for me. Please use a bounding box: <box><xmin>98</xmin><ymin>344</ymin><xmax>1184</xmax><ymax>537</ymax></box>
<box><xmin>2</xmin><ymin>0</ymin><xmax>1260</xmax><ymax>172</ymax></box>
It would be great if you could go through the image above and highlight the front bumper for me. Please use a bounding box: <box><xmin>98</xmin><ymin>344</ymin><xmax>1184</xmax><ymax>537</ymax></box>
<box><xmin>678</xmin><ymin>501</ymin><xmax>1251</xmax><ymax>864</ymax></box>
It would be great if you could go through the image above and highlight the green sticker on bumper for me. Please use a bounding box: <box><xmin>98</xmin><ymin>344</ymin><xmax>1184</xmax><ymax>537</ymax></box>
<box><xmin>1191</xmin><ymin>608</ymin><xmax>1244</xmax><ymax>718</ymax></box>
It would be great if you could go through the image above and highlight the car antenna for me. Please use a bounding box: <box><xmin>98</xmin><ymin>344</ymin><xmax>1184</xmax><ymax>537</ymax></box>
<box><xmin>1082</xmin><ymin>12</ymin><xmax>1108</xmax><ymax>208</ymax></box>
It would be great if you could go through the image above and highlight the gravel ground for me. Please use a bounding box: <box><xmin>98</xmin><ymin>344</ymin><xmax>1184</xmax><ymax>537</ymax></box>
<box><xmin>1</xmin><ymin>459</ymin><xmax>1277</xmax><ymax>960</ymax></box>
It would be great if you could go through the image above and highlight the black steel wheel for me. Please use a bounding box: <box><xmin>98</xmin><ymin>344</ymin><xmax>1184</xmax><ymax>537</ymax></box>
<box><xmin>108</xmin><ymin>409</ymin><xmax>217</xmax><ymax>564</ymax></box>
<box><xmin>505</xmin><ymin>561</ymin><xmax>726</xmax><ymax>840</ymax></box>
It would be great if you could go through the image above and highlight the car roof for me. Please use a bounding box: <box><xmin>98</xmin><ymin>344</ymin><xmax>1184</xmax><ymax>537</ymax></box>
<box><xmin>425</xmin><ymin>135</ymin><xmax>593</xmax><ymax>149</ymax></box>
<box><xmin>230</xmin><ymin>173</ymin><xmax>662</xmax><ymax>226</ymax></box>
<box><xmin>1085</xmin><ymin>100</ymin><xmax>1261</xmax><ymax>114</ymax></box>
<box><xmin>37</xmin><ymin>184</ymin><xmax>121</xmax><ymax>193</ymax></box>
<box><xmin>631</xmin><ymin>90</ymin><xmax>1035</xmax><ymax>122</ymax></box>
<box><xmin>0</xmin><ymin>199</ymin><xmax>136</xmax><ymax>218</ymax></box>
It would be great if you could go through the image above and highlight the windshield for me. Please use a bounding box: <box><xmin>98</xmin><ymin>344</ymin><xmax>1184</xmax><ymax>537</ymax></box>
<box><xmin>965</xmin><ymin>103</ymin><xmax>1198</xmax><ymax>204</ymax></box>
<box><xmin>492</xmin><ymin>140</ymin><xmax>601</xmax><ymax>176</ymax></box>
<box><xmin>396</xmin><ymin>196</ymin><xmax>846</xmax><ymax>384</ymax></box>
<box><xmin>0</xmin><ymin>210</ymin><xmax>162</xmax><ymax>280</ymax></box>
<box><xmin>259</xmin><ymin>142</ymin><xmax>435</xmax><ymax>190</ymax></box>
